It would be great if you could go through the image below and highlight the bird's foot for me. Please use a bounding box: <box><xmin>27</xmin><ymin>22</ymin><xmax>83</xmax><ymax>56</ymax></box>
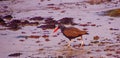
<box><xmin>67</xmin><ymin>45</ymin><xmax>73</xmax><ymax>51</ymax></box>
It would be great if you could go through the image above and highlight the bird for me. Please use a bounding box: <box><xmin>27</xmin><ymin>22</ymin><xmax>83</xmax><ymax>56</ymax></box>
<box><xmin>53</xmin><ymin>24</ymin><xmax>88</xmax><ymax>49</ymax></box>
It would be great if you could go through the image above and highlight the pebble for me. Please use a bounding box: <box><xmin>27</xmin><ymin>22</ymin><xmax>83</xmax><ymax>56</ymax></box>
<box><xmin>93</xmin><ymin>36</ymin><xmax>100</xmax><ymax>40</ymax></box>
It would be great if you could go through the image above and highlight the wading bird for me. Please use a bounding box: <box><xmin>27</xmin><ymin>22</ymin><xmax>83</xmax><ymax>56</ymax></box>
<box><xmin>53</xmin><ymin>24</ymin><xmax>88</xmax><ymax>49</ymax></box>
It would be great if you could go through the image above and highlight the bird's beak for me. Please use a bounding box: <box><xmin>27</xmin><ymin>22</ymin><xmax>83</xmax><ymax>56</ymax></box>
<box><xmin>53</xmin><ymin>26</ymin><xmax>59</xmax><ymax>33</ymax></box>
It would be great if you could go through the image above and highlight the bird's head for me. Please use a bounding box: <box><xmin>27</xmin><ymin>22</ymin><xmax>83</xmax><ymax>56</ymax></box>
<box><xmin>53</xmin><ymin>22</ymin><xmax>65</xmax><ymax>33</ymax></box>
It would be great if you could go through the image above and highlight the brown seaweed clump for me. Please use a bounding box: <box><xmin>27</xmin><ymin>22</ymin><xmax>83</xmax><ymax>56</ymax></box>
<box><xmin>106</xmin><ymin>8</ymin><xmax>120</xmax><ymax>17</ymax></box>
<box><xmin>0</xmin><ymin>18</ymin><xmax>6</xmax><ymax>26</ymax></box>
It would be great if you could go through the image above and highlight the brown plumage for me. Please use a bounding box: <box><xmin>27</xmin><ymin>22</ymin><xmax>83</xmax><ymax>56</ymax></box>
<box><xmin>63</xmin><ymin>27</ymin><xmax>87</xmax><ymax>40</ymax></box>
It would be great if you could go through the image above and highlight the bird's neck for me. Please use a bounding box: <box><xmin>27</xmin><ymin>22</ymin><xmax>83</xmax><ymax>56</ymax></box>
<box><xmin>59</xmin><ymin>25</ymin><xmax>65</xmax><ymax>31</ymax></box>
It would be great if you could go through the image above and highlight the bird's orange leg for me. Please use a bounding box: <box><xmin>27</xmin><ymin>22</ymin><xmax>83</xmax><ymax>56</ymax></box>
<box><xmin>67</xmin><ymin>39</ymin><xmax>73</xmax><ymax>50</ymax></box>
<box><xmin>81</xmin><ymin>39</ymin><xmax>84</xmax><ymax>49</ymax></box>
<box><xmin>68</xmin><ymin>39</ymin><xmax>73</xmax><ymax>47</ymax></box>
<box><xmin>80</xmin><ymin>36</ymin><xmax>84</xmax><ymax>50</ymax></box>
<box><xmin>79</xmin><ymin>36</ymin><xmax>85</xmax><ymax>53</ymax></box>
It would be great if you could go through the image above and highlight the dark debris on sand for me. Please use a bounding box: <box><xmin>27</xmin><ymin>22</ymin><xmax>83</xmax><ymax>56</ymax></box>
<box><xmin>30</xmin><ymin>16</ymin><xmax>44</xmax><ymax>21</ymax></box>
<box><xmin>0</xmin><ymin>18</ymin><xmax>6</xmax><ymax>26</ymax></box>
<box><xmin>8</xmin><ymin>53</ymin><xmax>22</xmax><ymax>57</ymax></box>
<box><xmin>58</xmin><ymin>17</ymin><xmax>74</xmax><ymax>25</ymax></box>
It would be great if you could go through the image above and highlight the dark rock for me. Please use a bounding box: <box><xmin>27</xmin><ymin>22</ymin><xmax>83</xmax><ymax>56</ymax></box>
<box><xmin>8</xmin><ymin>53</ymin><xmax>22</xmax><ymax>57</ymax></box>
<box><xmin>7</xmin><ymin>24</ymin><xmax>21</xmax><ymax>31</ymax></box>
<box><xmin>29</xmin><ymin>22</ymin><xmax>39</xmax><ymax>26</ymax></box>
<box><xmin>3</xmin><ymin>15</ymin><xmax>13</xmax><ymax>20</ymax></box>
<box><xmin>109</xmin><ymin>28</ymin><xmax>119</xmax><ymax>31</ymax></box>
<box><xmin>7</xmin><ymin>20</ymin><xmax>21</xmax><ymax>26</ymax></box>
<box><xmin>58</xmin><ymin>56</ymin><xmax>64</xmax><ymax>58</ymax></box>
<box><xmin>106</xmin><ymin>53</ymin><xmax>112</xmax><ymax>56</ymax></box>
<box><xmin>45</xmin><ymin>17</ymin><xmax>57</xmax><ymax>25</ymax></box>
<box><xmin>19</xmin><ymin>39</ymin><xmax>25</xmax><ymax>42</ymax></box>
<box><xmin>20</xmin><ymin>20</ymin><xmax>30</xmax><ymax>26</ymax></box>
<box><xmin>42</xmin><ymin>35</ymin><xmax>49</xmax><ymax>38</ymax></box>
<box><xmin>91</xmin><ymin>24</ymin><xmax>96</xmax><ymax>26</ymax></box>
<box><xmin>80</xmin><ymin>24</ymin><xmax>89</xmax><ymax>27</ymax></box>
<box><xmin>0</xmin><ymin>18</ymin><xmax>5</xmax><ymax>22</ymax></box>
<box><xmin>45</xmin><ymin>39</ymin><xmax>50</xmax><ymax>41</ymax></box>
<box><xmin>28</xmin><ymin>35</ymin><xmax>40</xmax><ymax>39</ymax></box>
<box><xmin>30</xmin><ymin>16</ymin><xmax>44</xmax><ymax>21</ymax></box>
<box><xmin>9</xmin><ymin>20</ymin><xmax>21</xmax><ymax>24</ymax></box>
<box><xmin>104</xmin><ymin>48</ymin><xmax>115</xmax><ymax>51</ymax></box>
<box><xmin>0</xmin><ymin>0</ymin><xmax>7</xmax><ymax>1</ymax></box>
<box><xmin>3</xmin><ymin>6</ymin><xmax>8</xmax><ymax>8</ymax></box>
<box><xmin>6</xmin><ymin>20</ymin><xmax>21</xmax><ymax>30</ymax></box>
<box><xmin>83</xmin><ymin>28</ymin><xmax>88</xmax><ymax>30</ymax></box>
<box><xmin>58</xmin><ymin>17</ymin><xmax>74</xmax><ymax>25</ymax></box>
<box><xmin>93</xmin><ymin>36</ymin><xmax>100</xmax><ymax>40</ymax></box>
<box><xmin>47</xmin><ymin>4</ymin><xmax>55</xmax><ymax>6</ymax></box>
<box><xmin>0</xmin><ymin>18</ymin><xmax>6</xmax><ymax>26</ymax></box>
<box><xmin>36</xmin><ymin>40</ymin><xmax>40</xmax><ymax>43</ymax></box>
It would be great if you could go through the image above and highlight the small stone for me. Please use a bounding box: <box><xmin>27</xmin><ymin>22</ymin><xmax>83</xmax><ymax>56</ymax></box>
<box><xmin>87</xmin><ymin>51</ymin><xmax>92</xmax><ymax>54</ymax></box>
<box><xmin>90</xmin><ymin>56</ymin><xmax>94</xmax><ymax>58</ymax></box>
<box><xmin>106</xmin><ymin>53</ymin><xmax>112</xmax><ymax>56</ymax></box>
<box><xmin>36</xmin><ymin>41</ymin><xmax>40</xmax><ymax>43</ymax></box>
<box><xmin>93</xmin><ymin>36</ymin><xmax>99</xmax><ymax>40</ymax></box>
<box><xmin>95</xmin><ymin>49</ymin><xmax>102</xmax><ymax>52</ymax></box>
<box><xmin>83</xmin><ymin>28</ymin><xmax>88</xmax><ymax>30</ymax></box>
<box><xmin>45</xmin><ymin>39</ymin><xmax>50</xmax><ymax>41</ymax></box>
<box><xmin>61</xmin><ymin>10</ymin><xmax>66</xmax><ymax>13</ymax></box>
<box><xmin>80</xmin><ymin>24</ymin><xmax>89</xmax><ymax>27</ymax></box>
<box><xmin>87</xmin><ymin>22</ymin><xmax>92</xmax><ymax>24</ymax></box>
<box><xmin>91</xmin><ymin>24</ymin><xmax>96</xmax><ymax>26</ymax></box>
<box><xmin>38</xmin><ymin>48</ymin><xmax>44</xmax><ymax>51</ymax></box>
<box><xmin>47</xmin><ymin>4</ymin><xmax>55</xmax><ymax>6</ymax></box>
<box><xmin>19</xmin><ymin>39</ymin><xmax>25</xmax><ymax>42</ymax></box>
<box><xmin>58</xmin><ymin>43</ymin><xmax>61</xmax><ymax>45</ymax></box>
<box><xmin>21</xmin><ymin>32</ymin><xmax>26</xmax><ymax>34</ymax></box>
<box><xmin>28</xmin><ymin>35</ymin><xmax>40</xmax><ymax>39</ymax></box>
<box><xmin>42</xmin><ymin>35</ymin><xmax>49</xmax><ymax>38</ymax></box>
